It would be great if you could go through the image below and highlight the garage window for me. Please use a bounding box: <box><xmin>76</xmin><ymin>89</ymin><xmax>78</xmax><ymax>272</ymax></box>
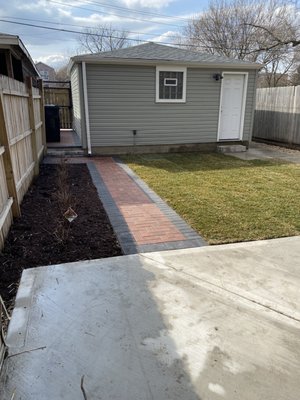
<box><xmin>156</xmin><ymin>66</ymin><xmax>187</xmax><ymax>103</ymax></box>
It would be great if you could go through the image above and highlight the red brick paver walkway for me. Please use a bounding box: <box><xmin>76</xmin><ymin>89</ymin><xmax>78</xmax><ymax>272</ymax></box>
<box><xmin>93</xmin><ymin>158</ymin><xmax>185</xmax><ymax>245</ymax></box>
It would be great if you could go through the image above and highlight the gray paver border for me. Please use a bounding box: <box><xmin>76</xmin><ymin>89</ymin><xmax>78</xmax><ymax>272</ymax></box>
<box><xmin>87</xmin><ymin>162</ymin><xmax>138</xmax><ymax>254</ymax></box>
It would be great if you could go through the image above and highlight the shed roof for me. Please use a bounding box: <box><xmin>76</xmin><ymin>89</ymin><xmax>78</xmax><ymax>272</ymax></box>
<box><xmin>71</xmin><ymin>42</ymin><xmax>261</xmax><ymax>70</ymax></box>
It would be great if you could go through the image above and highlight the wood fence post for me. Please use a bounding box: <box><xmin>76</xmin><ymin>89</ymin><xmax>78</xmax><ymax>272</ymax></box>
<box><xmin>37</xmin><ymin>79</ymin><xmax>47</xmax><ymax>155</ymax></box>
<box><xmin>26</xmin><ymin>77</ymin><xmax>39</xmax><ymax>176</ymax></box>
<box><xmin>0</xmin><ymin>90</ymin><xmax>21</xmax><ymax>217</ymax></box>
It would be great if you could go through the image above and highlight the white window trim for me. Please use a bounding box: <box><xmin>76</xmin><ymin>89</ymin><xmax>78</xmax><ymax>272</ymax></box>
<box><xmin>156</xmin><ymin>66</ymin><xmax>187</xmax><ymax>103</ymax></box>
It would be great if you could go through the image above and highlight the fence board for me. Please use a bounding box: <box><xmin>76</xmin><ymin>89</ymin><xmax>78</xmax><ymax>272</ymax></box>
<box><xmin>0</xmin><ymin>149</ymin><xmax>13</xmax><ymax>250</ymax></box>
<box><xmin>0</xmin><ymin>89</ymin><xmax>20</xmax><ymax>218</ymax></box>
<box><xmin>253</xmin><ymin>86</ymin><xmax>300</xmax><ymax>146</ymax></box>
<box><xmin>44</xmin><ymin>83</ymin><xmax>72</xmax><ymax>129</ymax></box>
<box><xmin>0</xmin><ymin>75</ymin><xmax>46</xmax><ymax>251</ymax></box>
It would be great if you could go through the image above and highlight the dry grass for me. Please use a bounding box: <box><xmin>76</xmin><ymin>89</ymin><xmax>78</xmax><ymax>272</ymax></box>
<box><xmin>122</xmin><ymin>153</ymin><xmax>300</xmax><ymax>244</ymax></box>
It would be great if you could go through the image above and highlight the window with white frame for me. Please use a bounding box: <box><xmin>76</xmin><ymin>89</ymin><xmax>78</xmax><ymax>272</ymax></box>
<box><xmin>40</xmin><ymin>70</ymin><xmax>49</xmax><ymax>80</ymax></box>
<box><xmin>156</xmin><ymin>66</ymin><xmax>187</xmax><ymax>103</ymax></box>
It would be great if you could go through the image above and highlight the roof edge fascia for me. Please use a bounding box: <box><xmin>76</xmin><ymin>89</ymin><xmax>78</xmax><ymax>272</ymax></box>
<box><xmin>18</xmin><ymin>36</ymin><xmax>40</xmax><ymax>76</ymax></box>
<box><xmin>70</xmin><ymin>57</ymin><xmax>261</xmax><ymax>70</ymax></box>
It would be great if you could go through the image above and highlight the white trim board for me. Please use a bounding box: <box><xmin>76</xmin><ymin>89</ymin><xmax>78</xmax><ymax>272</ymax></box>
<box><xmin>82</xmin><ymin>62</ymin><xmax>92</xmax><ymax>155</ymax></box>
<box><xmin>156</xmin><ymin>66</ymin><xmax>187</xmax><ymax>103</ymax></box>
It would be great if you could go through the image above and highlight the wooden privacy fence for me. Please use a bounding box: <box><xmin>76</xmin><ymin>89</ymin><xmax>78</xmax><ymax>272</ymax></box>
<box><xmin>253</xmin><ymin>86</ymin><xmax>300</xmax><ymax>146</ymax></box>
<box><xmin>44</xmin><ymin>82</ymin><xmax>72</xmax><ymax>129</ymax></box>
<box><xmin>0</xmin><ymin>75</ymin><xmax>46</xmax><ymax>250</ymax></box>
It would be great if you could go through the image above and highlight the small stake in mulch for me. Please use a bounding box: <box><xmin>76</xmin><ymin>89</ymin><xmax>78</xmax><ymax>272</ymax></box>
<box><xmin>63</xmin><ymin>207</ymin><xmax>78</xmax><ymax>223</ymax></box>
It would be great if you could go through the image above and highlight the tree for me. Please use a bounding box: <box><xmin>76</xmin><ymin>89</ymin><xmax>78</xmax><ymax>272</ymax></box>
<box><xmin>290</xmin><ymin>62</ymin><xmax>300</xmax><ymax>85</ymax></box>
<box><xmin>55</xmin><ymin>65</ymin><xmax>69</xmax><ymax>81</ymax></box>
<box><xmin>78</xmin><ymin>25</ymin><xmax>129</xmax><ymax>54</ymax></box>
<box><xmin>182</xmin><ymin>0</ymin><xmax>299</xmax><ymax>86</ymax></box>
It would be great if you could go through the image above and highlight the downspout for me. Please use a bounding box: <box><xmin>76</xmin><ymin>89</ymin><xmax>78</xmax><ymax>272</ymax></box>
<box><xmin>82</xmin><ymin>61</ymin><xmax>92</xmax><ymax>155</ymax></box>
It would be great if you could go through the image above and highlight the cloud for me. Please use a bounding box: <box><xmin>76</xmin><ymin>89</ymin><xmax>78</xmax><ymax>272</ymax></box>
<box><xmin>120</xmin><ymin>0</ymin><xmax>174</xmax><ymax>9</ymax></box>
<box><xmin>0</xmin><ymin>0</ymin><xmax>191</xmax><ymax>67</ymax></box>
<box><xmin>150</xmin><ymin>30</ymin><xmax>179</xmax><ymax>44</ymax></box>
<box><xmin>34</xmin><ymin>54</ymin><xmax>70</xmax><ymax>69</ymax></box>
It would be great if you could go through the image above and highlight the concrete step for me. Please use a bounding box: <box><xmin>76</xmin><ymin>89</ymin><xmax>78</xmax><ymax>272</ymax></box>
<box><xmin>217</xmin><ymin>144</ymin><xmax>247</xmax><ymax>153</ymax></box>
<box><xmin>46</xmin><ymin>148</ymin><xmax>85</xmax><ymax>157</ymax></box>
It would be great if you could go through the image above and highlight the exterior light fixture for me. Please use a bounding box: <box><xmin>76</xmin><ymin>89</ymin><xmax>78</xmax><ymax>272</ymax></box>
<box><xmin>213</xmin><ymin>73</ymin><xmax>223</xmax><ymax>81</ymax></box>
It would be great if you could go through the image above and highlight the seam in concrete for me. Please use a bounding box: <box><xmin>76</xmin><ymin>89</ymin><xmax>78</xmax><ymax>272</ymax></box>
<box><xmin>136</xmin><ymin>239</ymin><xmax>206</xmax><ymax>253</ymax></box>
<box><xmin>87</xmin><ymin>162</ymin><xmax>138</xmax><ymax>255</ymax></box>
<box><xmin>140</xmin><ymin>253</ymin><xmax>300</xmax><ymax>325</ymax></box>
<box><xmin>114</xmin><ymin>157</ymin><xmax>207</xmax><ymax>247</ymax></box>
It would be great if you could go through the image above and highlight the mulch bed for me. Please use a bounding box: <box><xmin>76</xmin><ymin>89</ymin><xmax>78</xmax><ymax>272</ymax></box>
<box><xmin>0</xmin><ymin>163</ymin><xmax>122</xmax><ymax>308</ymax></box>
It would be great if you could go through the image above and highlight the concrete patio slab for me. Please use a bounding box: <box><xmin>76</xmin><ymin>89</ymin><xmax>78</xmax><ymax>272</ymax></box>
<box><xmin>229</xmin><ymin>141</ymin><xmax>300</xmax><ymax>163</ymax></box>
<box><xmin>1</xmin><ymin>236</ymin><xmax>300</xmax><ymax>400</ymax></box>
<box><xmin>47</xmin><ymin>129</ymin><xmax>81</xmax><ymax>148</ymax></box>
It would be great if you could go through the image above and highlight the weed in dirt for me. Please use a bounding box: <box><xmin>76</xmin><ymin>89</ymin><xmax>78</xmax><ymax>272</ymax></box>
<box><xmin>52</xmin><ymin>160</ymin><xmax>78</xmax><ymax>245</ymax></box>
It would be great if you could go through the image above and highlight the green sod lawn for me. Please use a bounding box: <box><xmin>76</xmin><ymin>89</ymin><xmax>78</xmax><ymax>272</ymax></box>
<box><xmin>122</xmin><ymin>153</ymin><xmax>300</xmax><ymax>244</ymax></box>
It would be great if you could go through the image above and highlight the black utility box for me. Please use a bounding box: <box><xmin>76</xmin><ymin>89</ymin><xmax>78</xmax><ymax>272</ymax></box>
<box><xmin>45</xmin><ymin>105</ymin><xmax>60</xmax><ymax>142</ymax></box>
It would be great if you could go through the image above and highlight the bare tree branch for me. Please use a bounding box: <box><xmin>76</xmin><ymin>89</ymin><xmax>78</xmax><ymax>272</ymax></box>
<box><xmin>181</xmin><ymin>0</ymin><xmax>300</xmax><ymax>87</ymax></box>
<box><xmin>77</xmin><ymin>25</ymin><xmax>130</xmax><ymax>54</ymax></box>
<box><xmin>245</xmin><ymin>23</ymin><xmax>300</xmax><ymax>49</ymax></box>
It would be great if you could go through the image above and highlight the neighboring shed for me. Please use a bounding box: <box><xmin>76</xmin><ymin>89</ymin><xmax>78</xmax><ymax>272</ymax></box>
<box><xmin>0</xmin><ymin>33</ymin><xmax>39</xmax><ymax>84</ymax></box>
<box><xmin>69</xmin><ymin>42</ymin><xmax>261</xmax><ymax>154</ymax></box>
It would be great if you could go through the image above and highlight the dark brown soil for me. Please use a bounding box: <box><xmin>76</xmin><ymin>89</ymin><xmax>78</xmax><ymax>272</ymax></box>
<box><xmin>0</xmin><ymin>163</ymin><xmax>122</xmax><ymax>307</ymax></box>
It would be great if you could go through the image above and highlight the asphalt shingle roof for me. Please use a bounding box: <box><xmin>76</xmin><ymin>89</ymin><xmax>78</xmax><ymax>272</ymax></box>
<box><xmin>73</xmin><ymin>42</ymin><xmax>261</xmax><ymax>69</ymax></box>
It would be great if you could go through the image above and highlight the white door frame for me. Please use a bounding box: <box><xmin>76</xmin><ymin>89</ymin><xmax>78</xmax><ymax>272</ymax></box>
<box><xmin>217</xmin><ymin>72</ymin><xmax>248</xmax><ymax>141</ymax></box>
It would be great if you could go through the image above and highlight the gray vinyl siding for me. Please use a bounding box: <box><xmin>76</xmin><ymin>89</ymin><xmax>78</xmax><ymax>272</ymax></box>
<box><xmin>70</xmin><ymin>65</ymin><xmax>81</xmax><ymax>136</ymax></box>
<box><xmin>70</xmin><ymin>64</ymin><xmax>87</xmax><ymax>148</ymax></box>
<box><xmin>245</xmin><ymin>70</ymin><xmax>258</xmax><ymax>142</ymax></box>
<box><xmin>86</xmin><ymin>64</ymin><xmax>256</xmax><ymax>147</ymax></box>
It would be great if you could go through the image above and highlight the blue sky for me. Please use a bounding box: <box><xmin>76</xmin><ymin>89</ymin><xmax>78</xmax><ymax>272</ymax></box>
<box><xmin>0</xmin><ymin>0</ymin><xmax>209</xmax><ymax>68</ymax></box>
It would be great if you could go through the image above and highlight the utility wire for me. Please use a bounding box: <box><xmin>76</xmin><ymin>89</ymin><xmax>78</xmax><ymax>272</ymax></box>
<box><xmin>0</xmin><ymin>18</ymin><xmax>224</xmax><ymax>50</ymax></box>
<box><xmin>47</xmin><ymin>0</ymin><xmax>185</xmax><ymax>28</ymax></box>
<box><xmin>1</xmin><ymin>15</ymin><xmax>186</xmax><ymax>40</ymax></box>
<box><xmin>0</xmin><ymin>18</ymin><xmax>188</xmax><ymax>46</ymax></box>
<box><xmin>79</xmin><ymin>0</ymin><xmax>190</xmax><ymax>22</ymax></box>
<box><xmin>0</xmin><ymin>18</ymin><xmax>294</xmax><ymax>54</ymax></box>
